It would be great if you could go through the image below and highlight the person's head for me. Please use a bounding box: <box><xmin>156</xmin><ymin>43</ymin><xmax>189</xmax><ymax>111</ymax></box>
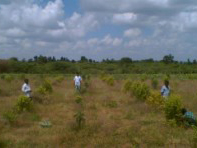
<box><xmin>24</xmin><ymin>79</ymin><xmax>29</xmax><ymax>84</ymax></box>
<box><xmin>76</xmin><ymin>72</ymin><xmax>79</xmax><ymax>76</ymax></box>
<box><xmin>164</xmin><ymin>80</ymin><xmax>169</xmax><ymax>88</ymax></box>
<box><xmin>181</xmin><ymin>108</ymin><xmax>187</xmax><ymax>115</ymax></box>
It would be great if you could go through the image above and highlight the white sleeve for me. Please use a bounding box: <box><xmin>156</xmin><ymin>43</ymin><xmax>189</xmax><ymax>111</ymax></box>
<box><xmin>22</xmin><ymin>84</ymin><xmax>26</xmax><ymax>92</ymax></box>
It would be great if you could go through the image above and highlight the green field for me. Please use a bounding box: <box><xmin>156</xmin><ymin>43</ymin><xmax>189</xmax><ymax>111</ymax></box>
<box><xmin>0</xmin><ymin>74</ymin><xmax>197</xmax><ymax>147</ymax></box>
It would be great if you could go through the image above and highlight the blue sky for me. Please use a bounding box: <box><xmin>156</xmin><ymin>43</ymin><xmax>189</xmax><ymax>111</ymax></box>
<box><xmin>0</xmin><ymin>0</ymin><xmax>197</xmax><ymax>61</ymax></box>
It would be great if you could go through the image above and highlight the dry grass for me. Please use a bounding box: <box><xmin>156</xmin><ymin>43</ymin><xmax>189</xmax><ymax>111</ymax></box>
<box><xmin>0</xmin><ymin>75</ymin><xmax>197</xmax><ymax>147</ymax></box>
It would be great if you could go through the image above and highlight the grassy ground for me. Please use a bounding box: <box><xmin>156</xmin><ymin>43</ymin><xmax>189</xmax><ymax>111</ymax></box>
<box><xmin>0</xmin><ymin>75</ymin><xmax>197</xmax><ymax>147</ymax></box>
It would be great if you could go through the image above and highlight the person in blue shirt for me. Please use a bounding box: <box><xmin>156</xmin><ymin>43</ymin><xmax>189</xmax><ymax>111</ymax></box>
<box><xmin>161</xmin><ymin>80</ymin><xmax>170</xmax><ymax>98</ymax></box>
<box><xmin>181</xmin><ymin>108</ymin><xmax>196</xmax><ymax>126</ymax></box>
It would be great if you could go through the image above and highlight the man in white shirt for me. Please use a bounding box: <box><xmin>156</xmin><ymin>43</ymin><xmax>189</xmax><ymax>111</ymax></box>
<box><xmin>161</xmin><ymin>80</ymin><xmax>170</xmax><ymax>99</ymax></box>
<box><xmin>74</xmin><ymin>73</ymin><xmax>82</xmax><ymax>92</ymax></box>
<box><xmin>22</xmin><ymin>79</ymin><xmax>32</xmax><ymax>98</ymax></box>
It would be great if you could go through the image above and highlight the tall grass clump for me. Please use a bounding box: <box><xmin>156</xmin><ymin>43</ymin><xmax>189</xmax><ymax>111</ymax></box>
<box><xmin>192</xmin><ymin>126</ymin><xmax>197</xmax><ymax>147</ymax></box>
<box><xmin>164</xmin><ymin>95</ymin><xmax>182</xmax><ymax>123</ymax></box>
<box><xmin>131</xmin><ymin>82</ymin><xmax>150</xmax><ymax>101</ymax></box>
<box><xmin>15</xmin><ymin>96</ymin><xmax>33</xmax><ymax>113</ymax></box>
<box><xmin>122</xmin><ymin>79</ymin><xmax>132</xmax><ymax>93</ymax></box>
<box><xmin>146</xmin><ymin>91</ymin><xmax>164</xmax><ymax>109</ymax></box>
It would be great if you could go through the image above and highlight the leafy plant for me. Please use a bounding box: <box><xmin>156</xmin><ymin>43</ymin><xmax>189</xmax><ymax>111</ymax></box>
<box><xmin>75</xmin><ymin>96</ymin><xmax>83</xmax><ymax>104</ymax></box>
<box><xmin>146</xmin><ymin>91</ymin><xmax>164</xmax><ymax>109</ymax></box>
<box><xmin>122</xmin><ymin>79</ymin><xmax>132</xmax><ymax>93</ymax></box>
<box><xmin>131</xmin><ymin>82</ymin><xmax>150</xmax><ymax>101</ymax></box>
<box><xmin>164</xmin><ymin>95</ymin><xmax>182</xmax><ymax>122</ymax></box>
<box><xmin>105</xmin><ymin>100</ymin><xmax>118</xmax><ymax>108</ymax></box>
<box><xmin>74</xmin><ymin>111</ymin><xmax>85</xmax><ymax>130</ymax></box>
<box><xmin>15</xmin><ymin>96</ymin><xmax>33</xmax><ymax>113</ymax></box>
<box><xmin>192</xmin><ymin>126</ymin><xmax>197</xmax><ymax>147</ymax></box>
<box><xmin>36</xmin><ymin>80</ymin><xmax>53</xmax><ymax>95</ymax></box>
<box><xmin>4</xmin><ymin>75</ymin><xmax>14</xmax><ymax>83</ymax></box>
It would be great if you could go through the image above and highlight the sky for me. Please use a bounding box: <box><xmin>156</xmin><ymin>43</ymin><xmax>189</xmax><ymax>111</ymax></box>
<box><xmin>0</xmin><ymin>0</ymin><xmax>197</xmax><ymax>61</ymax></box>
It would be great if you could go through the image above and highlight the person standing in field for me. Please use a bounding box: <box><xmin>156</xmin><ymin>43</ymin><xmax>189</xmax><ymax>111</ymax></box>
<box><xmin>74</xmin><ymin>73</ymin><xmax>82</xmax><ymax>92</ymax></box>
<box><xmin>22</xmin><ymin>79</ymin><xmax>32</xmax><ymax>98</ymax></box>
<box><xmin>161</xmin><ymin>80</ymin><xmax>170</xmax><ymax>98</ymax></box>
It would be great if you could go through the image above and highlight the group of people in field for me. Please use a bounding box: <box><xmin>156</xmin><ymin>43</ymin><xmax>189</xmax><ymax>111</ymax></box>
<box><xmin>21</xmin><ymin>74</ymin><xmax>196</xmax><ymax>127</ymax></box>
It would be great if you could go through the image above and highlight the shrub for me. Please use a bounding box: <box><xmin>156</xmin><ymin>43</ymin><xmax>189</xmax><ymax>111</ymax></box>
<box><xmin>146</xmin><ymin>91</ymin><xmax>164</xmax><ymax>109</ymax></box>
<box><xmin>74</xmin><ymin>111</ymin><xmax>85</xmax><ymax>130</ymax></box>
<box><xmin>131</xmin><ymin>82</ymin><xmax>150</xmax><ymax>101</ymax></box>
<box><xmin>15</xmin><ymin>96</ymin><xmax>33</xmax><ymax>113</ymax></box>
<box><xmin>151</xmin><ymin>78</ymin><xmax>158</xmax><ymax>89</ymax></box>
<box><xmin>37</xmin><ymin>80</ymin><xmax>53</xmax><ymax>95</ymax></box>
<box><xmin>122</xmin><ymin>79</ymin><xmax>132</xmax><ymax>93</ymax></box>
<box><xmin>75</xmin><ymin>96</ymin><xmax>83</xmax><ymax>104</ymax></box>
<box><xmin>0</xmin><ymin>74</ymin><xmax>5</xmax><ymax>80</ymax></box>
<box><xmin>140</xmin><ymin>74</ymin><xmax>148</xmax><ymax>82</ymax></box>
<box><xmin>4</xmin><ymin>75</ymin><xmax>14</xmax><ymax>82</ymax></box>
<box><xmin>2</xmin><ymin>111</ymin><xmax>17</xmax><ymax>125</ymax></box>
<box><xmin>164</xmin><ymin>95</ymin><xmax>182</xmax><ymax>122</ymax></box>
<box><xmin>105</xmin><ymin>75</ymin><xmax>115</xmax><ymax>86</ymax></box>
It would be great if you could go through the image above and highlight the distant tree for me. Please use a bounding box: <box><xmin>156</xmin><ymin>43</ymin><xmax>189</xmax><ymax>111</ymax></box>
<box><xmin>9</xmin><ymin>57</ymin><xmax>18</xmax><ymax>62</ymax></box>
<box><xmin>120</xmin><ymin>57</ymin><xmax>132</xmax><ymax>63</ymax></box>
<box><xmin>80</xmin><ymin>56</ymin><xmax>88</xmax><ymax>62</ymax></box>
<box><xmin>187</xmin><ymin>58</ymin><xmax>192</xmax><ymax>65</ymax></box>
<box><xmin>162</xmin><ymin>54</ymin><xmax>174</xmax><ymax>64</ymax></box>
<box><xmin>193</xmin><ymin>59</ymin><xmax>197</xmax><ymax>64</ymax></box>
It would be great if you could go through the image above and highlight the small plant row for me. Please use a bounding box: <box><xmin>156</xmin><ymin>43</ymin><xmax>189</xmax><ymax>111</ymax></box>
<box><xmin>122</xmin><ymin>79</ymin><xmax>184</xmax><ymax>127</ymax></box>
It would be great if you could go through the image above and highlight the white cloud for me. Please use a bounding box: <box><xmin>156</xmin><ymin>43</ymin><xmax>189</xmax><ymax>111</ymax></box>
<box><xmin>112</xmin><ymin>13</ymin><xmax>137</xmax><ymax>24</ymax></box>
<box><xmin>124</xmin><ymin>28</ymin><xmax>141</xmax><ymax>37</ymax></box>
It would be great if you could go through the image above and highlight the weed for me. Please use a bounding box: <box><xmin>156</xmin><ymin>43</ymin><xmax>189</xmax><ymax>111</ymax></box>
<box><xmin>15</xmin><ymin>96</ymin><xmax>33</xmax><ymax>113</ymax></box>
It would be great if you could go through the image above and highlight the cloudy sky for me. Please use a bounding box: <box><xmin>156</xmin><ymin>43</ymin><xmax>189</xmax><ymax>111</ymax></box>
<box><xmin>0</xmin><ymin>0</ymin><xmax>197</xmax><ymax>61</ymax></box>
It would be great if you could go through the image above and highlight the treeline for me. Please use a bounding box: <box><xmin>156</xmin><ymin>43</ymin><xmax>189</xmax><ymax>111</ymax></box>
<box><xmin>1</xmin><ymin>54</ymin><xmax>197</xmax><ymax>74</ymax></box>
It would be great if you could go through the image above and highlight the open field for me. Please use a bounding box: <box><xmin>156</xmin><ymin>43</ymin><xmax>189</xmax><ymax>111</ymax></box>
<box><xmin>0</xmin><ymin>74</ymin><xmax>197</xmax><ymax>147</ymax></box>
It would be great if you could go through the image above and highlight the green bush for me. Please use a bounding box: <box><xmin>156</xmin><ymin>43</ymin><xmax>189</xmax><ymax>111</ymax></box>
<box><xmin>4</xmin><ymin>75</ymin><xmax>14</xmax><ymax>82</ymax></box>
<box><xmin>0</xmin><ymin>74</ymin><xmax>5</xmax><ymax>80</ymax></box>
<box><xmin>75</xmin><ymin>96</ymin><xmax>83</xmax><ymax>104</ymax></box>
<box><xmin>164</xmin><ymin>95</ymin><xmax>182</xmax><ymax>121</ymax></box>
<box><xmin>131</xmin><ymin>82</ymin><xmax>150</xmax><ymax>101</ymax></box>
<box><xmin>140</xmin><ymin>74</ymin><xmax>148</xmax><ymax>82</ymax></box>
<box><xmin>15</xmin><ymin>96</ymin><xmax>33</xmax><ymax>113</ymax></box>
<box><xmin>74</xmin><ymin>111</ymin><xmax>85</xmax><ymax>130</ymax></box>
<box><xmin>2</xmin><ymin>111</ymin><xmax>17</xmax><ymax>125</ymax></box>
<box><xmin>122</xmin><ymin>79</ymin><xmax>132</xmax><ymax>93</ymax></box>
<box><xmin>105</xmin><ymin>75</ymin><xmax>115</xmax><ymax>86</ymax></box>
<box><xmin>146</xmin><ymin>91</ymin><xmax>164</xmax><ymax>109</ymax></box>
<box><xmin>37</xmin><ymin>80</ymin><xmax>53</xmax><ymax>95</ymax></box>
<box><xmin>105</xmin><ymin>100</ymin><xmax>118</xmax><ymax>108</ymax></box>
<box><xmin>151</xmin><ymin>78</ymin><xmax>158</xmax><ymax>89</ymax></box>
